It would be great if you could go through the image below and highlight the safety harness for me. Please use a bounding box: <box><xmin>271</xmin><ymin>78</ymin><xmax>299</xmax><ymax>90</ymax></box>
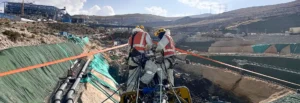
<box><xmin>128</xmin><ymin>32</ymin><xmax>147</xmax><ymax>70</ymax></box>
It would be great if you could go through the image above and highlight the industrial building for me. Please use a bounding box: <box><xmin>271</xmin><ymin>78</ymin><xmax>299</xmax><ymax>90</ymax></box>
<box><xmin>4</xmin><ymin>2</ymin><xmax>64</xmax><ymax>20</ymax></box>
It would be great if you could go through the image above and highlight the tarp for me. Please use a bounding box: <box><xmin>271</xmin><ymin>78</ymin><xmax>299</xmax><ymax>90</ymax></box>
<box><xmin>59</xmin><ymin>31</ymin><xmax>88</xmax><ymax>47</ymax></box>
<box><xmin>264</xmin><ymin>45</ymin><xmax>277</xmax><ymax>53</ymax></box>
<box><xmin>0</xmin><ymin>42</ymin><xmax>83</xmax><ymax>103</ymax></box>
<box><xmin>290</xmin><ymin>44</ymin><xmax>300</xmax><ymax>53</ymax></box>
<box><xmin>252</xmin><ymin>44</ymin><xmax>271</xmax><ymax>53</ymax></box>
<box><xmin>89</xmin><ymin>54</ymin><xmax>118</xmax><ymax>85</ymax></box>
<box><xmin>275</xmin><ymin>44</ymin><xmax>289</xmax><ymax>53</ymax></box>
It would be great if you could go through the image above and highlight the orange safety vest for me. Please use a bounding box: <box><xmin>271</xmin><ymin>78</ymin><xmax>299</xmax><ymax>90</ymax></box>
<box><xmin>164</xmin><ymin>35</ymin><xmax>175</xmax><ymax>57</ymax></box>
<box><xmin>128</xmin><ymin>31</ymin><xmax>147</xmax><ymax>53</ymax></box>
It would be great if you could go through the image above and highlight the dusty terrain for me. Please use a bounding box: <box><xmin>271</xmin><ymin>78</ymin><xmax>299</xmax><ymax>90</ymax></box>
<box><xmin>0</xmin><ymin>20</ymin><xmax>66</xmax><ymax>50</ymax></box>
<box><xmin>78</xmin><ymin>70</ymin><xmax>120</xmax><ymax>103</ymax></box>
<box><xmin>0</xmin><ymin>19</ymin><xmax>112</xmax><ymax>50</ymax></box>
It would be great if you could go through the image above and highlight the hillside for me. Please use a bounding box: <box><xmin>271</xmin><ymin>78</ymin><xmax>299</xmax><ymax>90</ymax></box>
<box><xmin>74</xmin><ymin>14</ymin><xmax>181</xmax><ymax>25</ymax></box>
<box><xmin>135</xmin><ymin>13</ymin><xmax>214</xmax><ymax>27</ymax></box>
<box><xmin>162</xmin><ymin>0</ymin><xmax>300</xmax><ymax>32</ymax></box>
<box><xmin>189</xmin><ymin>13</ymin><xmax>214</xmax><ymax>18</ymax></box>
<box><xmin>237</xmin><ymin>14</ymin><xmax>300</xmax><ymax>33</ymax></box>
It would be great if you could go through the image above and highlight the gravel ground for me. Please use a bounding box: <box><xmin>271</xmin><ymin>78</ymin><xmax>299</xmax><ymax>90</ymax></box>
<box><xmin>0</xmin><ymin>27</ymin><xmax>65</xmax><ymax>50</ymax></box>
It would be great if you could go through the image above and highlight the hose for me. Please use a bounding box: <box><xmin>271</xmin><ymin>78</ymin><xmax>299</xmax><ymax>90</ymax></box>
<box><xmin>66</xmin><ymin>58</ymin><xmax>91</xmax><ymax>103</ymax></box>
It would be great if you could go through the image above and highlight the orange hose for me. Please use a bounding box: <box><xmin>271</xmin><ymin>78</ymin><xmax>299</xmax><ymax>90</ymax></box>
<box><xmin>0</xmin><ymin>44</ymin><xmax>128</xmax><ymax>77</ymax></box>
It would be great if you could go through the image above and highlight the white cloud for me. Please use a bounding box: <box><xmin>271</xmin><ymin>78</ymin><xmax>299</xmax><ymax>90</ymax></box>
<box><xmin>79</xmin><ymin>5</ymin><xmax>115</xmax><ymax>16</ymax></box>
<box><xmin>145</xmin><ymin>6</ymin><xmax>168</xmax><ymax>16</ymax></box>
<box><xmin>99</xmin><ymin>6</ymin><xmax>115</xmax><ymax>16</ymax></box>
<box><xmin>4</xmin><ymin>0</ymin><xmax>115</xmax><ymax>16</ymax></box>
<box><xmin>178</xmin><ymin>0</ymin><xmax>226</xmax><ymax>14</ymax></box>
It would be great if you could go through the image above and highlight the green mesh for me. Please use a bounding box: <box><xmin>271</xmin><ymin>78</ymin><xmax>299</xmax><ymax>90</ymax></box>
<box><xmin>60</xmin><ymin>31</ymin><xmax>88</xmax><ymax>47</ymax></box>
<box><xmin>90</xmin><ymin>54</ymin><xmax>118</xmax><ymax>85</ymax></box>
<box><xmin>80</xmin><ymin>53</ymin><xmax>119</xmax><ymax>99</ymax></box>
<box><xmin>0</xmin><ymin>42</ymin><xmax>83</xmax><ymax>103</ymax></box>
<box><xmin>83</xmin><ymin>37</ymin><xmax>89</xmax><ymax>44</ymax></box>
<box><xmin>252</xmin><ymin>44</ymin><xmax>271</xmax><ymax>53</ymax></box>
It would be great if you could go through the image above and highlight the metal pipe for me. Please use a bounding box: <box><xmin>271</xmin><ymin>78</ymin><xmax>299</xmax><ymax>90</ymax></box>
<box><xmin>66</xmin><ymin>59</ymin><xmax>91</xmax><ymax>103</ymax></box>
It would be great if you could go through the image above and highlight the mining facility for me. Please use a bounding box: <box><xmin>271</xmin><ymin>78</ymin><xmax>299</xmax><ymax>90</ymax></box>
<box><xmin>3</xmin><ymin>2</ymin><xmax>65</xmax><ymax>20</ymax></box>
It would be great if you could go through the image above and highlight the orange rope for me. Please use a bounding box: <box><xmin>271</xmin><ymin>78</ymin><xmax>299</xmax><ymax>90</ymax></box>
<box><xmin>0</xmin><ymin>44</ymin><xmax>128</xmax><ymax>77</ymax></box>
<box><xmin>1</xmin><ymin>43</ymin><xmax>300</xmax><ymax>88</ymax></box>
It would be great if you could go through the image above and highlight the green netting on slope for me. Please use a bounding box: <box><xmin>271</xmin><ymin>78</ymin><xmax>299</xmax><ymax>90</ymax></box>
<box><xmin>81</xmin><ymin>53</ymin><xmax>119</xmax><ymax>97</ymax></box>
<box><xmin>290</xmin><ymin>44</ymin><xmax>300</xmax><ymax>54</ymax></box>
<box><xmin>60</xmin><ymin>31</ymin><xmax>89</xmax><ymax>47</ymax></box>
<box><xmin>0</xmin><ymin>42</ymin><xmax>83</xmax><ymax>103</ymax></box>
<box><xmin>275</xmin><ymin>44</ymin><xmax>289</xmax><ymax>53</ymax></box>
<box><xmin>252</xmin><ymin>44</ymin><xmax>271</xmax><ymax>53</ymax></box>
<box><xmin>90</xmin><ymin>54</ymin><xmax>118</xmax><ymax>85</ymax></box>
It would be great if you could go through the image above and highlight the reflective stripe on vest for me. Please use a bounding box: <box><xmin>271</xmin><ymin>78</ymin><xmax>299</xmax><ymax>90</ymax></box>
<box><xmin>164</xmin><ymin>35</ymin><xmax>175</xmax><ymax>57</ymax></box>
<box><xmin>129</xmin><ymin>32</ymin><xmax>147</xmax><ymax>53</ymax></box>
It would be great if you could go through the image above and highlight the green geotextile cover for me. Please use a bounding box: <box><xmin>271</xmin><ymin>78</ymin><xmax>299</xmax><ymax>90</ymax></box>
<box><xmin>81</xmin><ymin>54</ymin><xmax>118</xmax><ymax>90</ymax></box>
<box><xmin>252</xmin><ymin>44</ymin><xmax>271</xmax><ymax>53</ymax></box>
<box><xmin>0</xmin><ymin>42</ymin><xmax>83</xmax><ymax>103</ymax></box>
<box><xmin>275</xmin><ymin>44</ymin><xmax>289</xmax><ymax>53</ymax></box>
<box><xmin>90</xmin><ymin>54</ymin><xmax>118</xmax><ymax>85</ymax></box>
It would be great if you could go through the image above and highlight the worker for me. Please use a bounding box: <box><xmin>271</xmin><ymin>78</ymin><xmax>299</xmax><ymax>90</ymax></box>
<box><xmin>154</xmin><ymin>28</ymin><xmax>176</xmax><ymax>86</ymax></box>
<box><xmin>126</xmin><ymin>25</ymin><xmax>153</xmax><ymax>92</ymax></box>
<box><xmin>140</xmin><ymin>28</ymin><xmax>176</xmax><ymax>88</ymax></box>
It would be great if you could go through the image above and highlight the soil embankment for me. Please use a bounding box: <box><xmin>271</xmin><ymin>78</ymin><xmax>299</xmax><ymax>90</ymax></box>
<box><xmin>78</xmin><ymin>70</ymin><xmax>120</xmax><ymax>103</ymax></box>
<box><xmin>176</xmin><ymin>62</ymin><xmax>292</xmax><ymax>103</ymax></box>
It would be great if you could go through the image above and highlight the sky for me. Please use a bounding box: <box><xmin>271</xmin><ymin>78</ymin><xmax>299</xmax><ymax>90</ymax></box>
<box><xmin>0</xmin><ymin>0</ymin><xmax>295</xmax><ymax>17</ymax></box>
